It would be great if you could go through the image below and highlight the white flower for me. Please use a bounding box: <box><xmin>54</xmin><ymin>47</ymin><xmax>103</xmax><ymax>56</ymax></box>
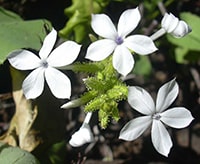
<box><xmin>69</xmin><ymin>123</ymin><xmax>94</xmax><ymax>147</ymax></box>
<box><xmin>119</xmin><ymin>78</ymin><xmax>194</xmax><ymax>156</ymax></box>
<box><xmin>161</xmin><ymin>13</ymin><xmax>191</xmax><ymax>38</ymax></box>
<box><xmin>85</xmin><ymin>7</ymin><xmax>157</xmax><ymax>76</ymax></box>
<box><xmin>8</xmin><ymin>28</ymin><xmax>81</xmax><ymax>99</ymax></box>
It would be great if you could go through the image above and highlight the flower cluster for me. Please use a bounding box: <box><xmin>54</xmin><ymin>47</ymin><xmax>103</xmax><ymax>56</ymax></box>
<box><xmin>7</xmin><ymin>7</ymin><xmax>193</xmax><ymax>156</ymax></box>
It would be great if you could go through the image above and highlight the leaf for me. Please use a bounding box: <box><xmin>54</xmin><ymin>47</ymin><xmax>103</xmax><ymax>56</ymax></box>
<box><xmin>167</xmin><ymin>12</ymin><xmax>200</xmax><ymax>51</ymax></box>
<box><xmin>0</xmin><ymin>7</ymin><xmax>22</xmax><ymax>22</ymax></box>
<box><xmin>0</xmin><ymin>142</ymin><xmax>40</xmax><ymax>164</ymax></box>
<box><xmin>133</xmin><ymin>55</ymin><xmax>152</xmax><ymax>76</ymax></box>
<box><xmin>174</xmin><ymin>47</ymin><xmax>189</xmax><ymax>64</ymax></box>
<box><xmin>0</xmin><ymin>7</ymin><xmax>52</xmax><ymax>64</ymax></box>
<box><xmin>59</xmin><ymin>0</ymin><xmax>110</xmax><ymax>43</ymax></box>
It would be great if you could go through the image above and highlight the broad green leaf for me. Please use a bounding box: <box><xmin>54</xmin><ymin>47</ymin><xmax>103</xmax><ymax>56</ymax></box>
<box><xmin>0</xmin><ymin>142</ymin><xmax>40</xmax><ymax>164</ymax></box>
<box><xmin>167</xmin><ymin>12</ymin><xmax>200</xmax><ymax>51</ymax></box>
<box><xmin>0</xmin><ymin>7</ymin><xmax>52</xmax><ymax>64</ymax></box>
<box><xmin>0</xmin><ymin>7</ymin><xmax>22</xmax><ymax>22</ymax></box>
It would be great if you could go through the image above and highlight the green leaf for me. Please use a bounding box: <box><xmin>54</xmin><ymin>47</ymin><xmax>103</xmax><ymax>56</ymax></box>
<box><xmin>174</xmin><ymin>47</ymin><xmax>189</xmax><ymax>64</ymax></box>
<box><xmin>59</xmin><ymin>0</ymin><xmax>110</xmax><ymax>43</ymax></box>
<box><xmin>0</xmin><ymin>7</ymin><xmax>22</xmax><ymax>22</ymax></box>
<box><xmin>0</xmin><ymin>7</ymin><xmax>52</xmax><ymax>64</ymax></box>
<box><xmin>167</xmin><ymin>12</ymin><xmax>200</xmax><ymax>51</ymax></box>
<box><xmin>0</xmin><ymin>142</ymin><xmax>40</xmax><ymax>164</ymax></box>
<box><xmin>47</xmin><ymin>141</ymin><xmax>66</xmax><ymax>164</ymax></box>
<box><xmin>133</xmin><ymin>55</ymin><xmax>152</xmax><ymax>76</ymax></box>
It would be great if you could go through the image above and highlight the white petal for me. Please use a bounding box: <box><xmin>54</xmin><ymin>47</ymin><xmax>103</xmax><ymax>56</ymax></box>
<box><xmin>45</xmin><ymin>67</ymin><xmax>71</xmax><ymax>99</ymax></box>
<box><xmin>119</xmin><ymin>116</ymin><xmax>152</xmax><ymax>141</ymax></box>
<box><xmin>161</xmin><ymin>13</ymin><xmax>179</xmax><ymax>33</ymax></box>
<box><xmin>7</xmin><ymin>50</ymin><xmax>41</xmax><ymax>70</ymax></box>
<box><xmin>69</xmin><ymin>123</ymin><xmax>94</xmax><ymax>147</ymax></box>
<box><xmin>171</xmin><ymin>20</ymin><xmax>192</xmax><ymax>38</ymax></box>
<box><xmin>117</xmin><ymin>7</ymin><xmax>141</xmax><ymax>37</ymax></box>
<box><xmin>156</xmin><ymin>78</ymin><xmax>179</xmax><ymax>113</ymax></box>
<box><xmin>112</xmin><ymin>45</ymin><xmax>134</xmax><ymax>76</ymax></box>
<box><xmin>151</xmin><ymin>120</ymin><xmax>172</xmax><ymax>157</ymax></box>
<box><xmin>128</xmin><ymin>86</ymin><xmax>155</xmax><ymax>115</ymax></box>
<box><xmin>85</xmin><ymin>39</ymin><xmax>116</xmax><ymax>61</ymax></box>
<box><xmin>160</xmin><ymin>107</ymin><xmax>194</xmax><ymax>128</ymax></box>
<box><xmin>39</xmin><ymin>28</ymin><xmax>57</xmax><ymax>59</ymax></box>
<box><xmin>61</xmin><ymin>98</ymin><xmax>82</xmax><ymax>109</ymax></box>
<box><xmin>22</xmin><ymin>67</ymin><xmax>45</xmax><ymax>99</ymax></box>
<box><xmin>124</xmin><ymin>35</ymin><xmax>157</xmax><ymax>55</ymax></box>
<box><xmin>47</xmin><ymin>41</ymin><xmax>81</xmax><ymax>67</ymax></box>
<box><xmin>91</xmin><ymin>14</ymin><xmax>117</xmax><ymax>39</ymax></box>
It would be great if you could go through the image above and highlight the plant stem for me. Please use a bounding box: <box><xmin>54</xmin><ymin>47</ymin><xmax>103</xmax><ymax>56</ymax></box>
<box><xmin>84</xmin><ymin>112</ymin><xmax>92</xmax><ymax>124</ymax></box>
<box><xmin>150</xmin><ymin>28</ymin><xmax>166</xmax><ymax>41</ymax></box>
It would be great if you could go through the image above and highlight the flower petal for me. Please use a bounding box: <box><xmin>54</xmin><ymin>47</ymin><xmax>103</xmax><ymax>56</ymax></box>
<box><xmin>171</xmin><ymin>20</ymin><xmax>192</xmax><ymax>38</ymax></box>
<box><xmin>85</xmin><ymin>39</ymin><xmax>116</xmax><ymax>61</ymax></box>
<box><xmin>45</xmin><ymin>67</ymin><xmax>71</xmax><ymax>99</ymax></box>
<box><xmin>39</xmin><ymin>28</ymin><xmax>57</xmax><ymax>59</ymax></box>
<box><xmin>69</xmin><ymin>123</ymin><xmax>94</xmax><ymax>147</ymax></box>
<box><xmin>128</xmin><ymin>86</ymin><xmax>155</xmax><ymax>115</ymax></box>
<box><xmin>156</xmin><ymin>78</ymin><xmax>179</xmax><ymax>113</ymax></box>
<box><xmin>47</xmin><ymin>41</ymin><xmax>81</xmax><ymax>67</ymax></box>
<box><xmin>117</xmin><ymin>7</ymin><xmax>141</xmax><ymax>37</ymax></box>
<box><xmin>91</xmin><ymin>14</ymin><xmax>117</xmax><ymax>39</ymax></box>
<box><xmin>22</xmin><ymin>67</ymin><xmax>45</xmax><ymax>99</ymax></box>
<box><xmin>161</xmin><ymin>13</ymin><xmax>179</xmax><ymax>33</ymax></box>
<box><xmin>124</xmin><ymin>35</ymin><xmax>157</xmax><ymax>55</ymax></box>
<box><xmin>119</xmin><ymin>116</ymin><xmax>152</xmax><ymax>141</ymax></box>
<box><xmin>7</xmin><ymin>50</ymin><xmax>41</xmax><ymax>70</ymax></box>
<box><xmin>160</xmin><ymin>107</ymin><xmax>194</xmax><ymax>128</ymax></box>
<box><xmin>151</xmin><ymin>120</ymin><xmax>172</xmax><ymax>157</ymax></box>
<box><xmin>112</xmin><ymin>45</ymin><xmax>134</xmax><ymax>76</ymax></box>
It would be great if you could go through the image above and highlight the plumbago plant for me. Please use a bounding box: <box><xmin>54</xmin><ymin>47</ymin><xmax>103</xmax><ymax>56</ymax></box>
<box><xmin>0</xmin><ymin>2</ymin><xmax>196</xmax><ymax>164</ymax></box>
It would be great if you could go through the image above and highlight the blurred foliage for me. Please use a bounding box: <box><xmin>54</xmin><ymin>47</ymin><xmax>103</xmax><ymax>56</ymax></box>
<box><xmin>0</xmin><ymin>142</ymin><xmax>39</xmax><ymax>164</ymax></box>
<box><xmin>59</xmin><ymin>0</ymin><xmax>110</xmax><ymax>44</ymax></box>
<box><xmin>47</xmin><ymin>141</ymin><xmax>66</xmax><ymax>164</ymax></box>
<box><xmin>167</xmin><ymin>12</ymin><xmax>200</xmax><ymax>64</ymax></box>
<box><xmin>0</xmin><ymin>7</ymin><xmax>52</xmax><ymax>64</ymax></box>
<box><xmin>133</xmin><ymin>55</ymin><xmax>152</xmax><ymax>77</ymax></box>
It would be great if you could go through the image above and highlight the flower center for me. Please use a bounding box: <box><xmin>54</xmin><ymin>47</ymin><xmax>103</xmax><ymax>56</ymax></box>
<box><xmin>115</xmin><ymin>36</ymin><xmax>123</xmax><ymax>45</ymax></box>
<box><xmin>152</xmin><ymin>113</ymin><xmax>161</xmax><ymax>120</ymax></box>
<box><xmin>41</xmin><ymin>59</ymin><xmax>49</xmax><ymax>68</ymax></box>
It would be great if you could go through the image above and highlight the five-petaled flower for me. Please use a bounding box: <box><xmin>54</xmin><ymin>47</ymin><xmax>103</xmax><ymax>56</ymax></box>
<box><xmin>119</xmin><ymin>78</ymin><xmax>194</xmax><ymax>157</ymax></box>
<box><xmin>8</xmin><ymin>28</ymin><xmax>81</xmax><ymax>99</ymax></box>
<box><xmin>85</xmin><ymin>7</ymin><xmax>157</xmax><ymax>76</ymax></box>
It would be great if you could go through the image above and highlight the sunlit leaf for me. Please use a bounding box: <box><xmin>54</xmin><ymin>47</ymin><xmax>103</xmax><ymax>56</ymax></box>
<box><xmin>0</xmin><ymin>7</ymin><xmax>52</xmax><ymax>64</ymax></box>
